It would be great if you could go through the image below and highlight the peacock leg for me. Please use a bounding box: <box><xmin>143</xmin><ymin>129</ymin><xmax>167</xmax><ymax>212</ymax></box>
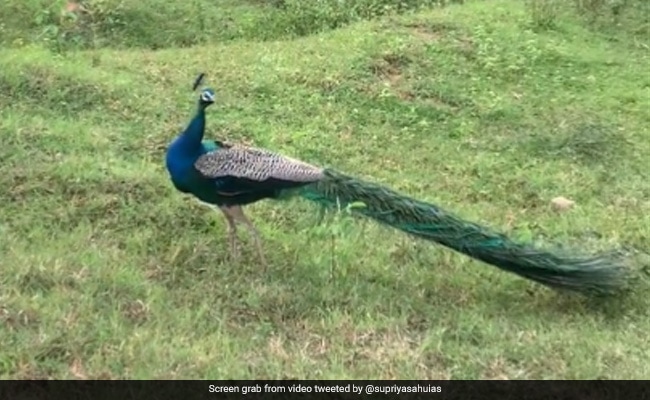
<box><xmin>226</xmin><ymin>205</ymin><xmax>268</xmax><ymax>268</ymax></box>
<box><xmin>218</xmin><ymin>206</ymin><xmax>240</xmax><ymax>261</ymax></box>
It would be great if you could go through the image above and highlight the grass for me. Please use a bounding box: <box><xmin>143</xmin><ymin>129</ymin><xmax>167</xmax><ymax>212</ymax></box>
<box><xmin>1</xmin><ymin>0</ymin><xmax>649</xmax><ymax>379</ymax></box>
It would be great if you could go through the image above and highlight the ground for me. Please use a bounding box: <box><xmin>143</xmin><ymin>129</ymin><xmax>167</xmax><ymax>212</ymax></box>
<box><xmin>0</xmin><ymin>0</ymin><xmax>649</xmax><ymax>379</ymax></box>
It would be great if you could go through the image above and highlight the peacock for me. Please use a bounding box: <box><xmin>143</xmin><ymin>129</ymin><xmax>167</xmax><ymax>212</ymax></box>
<box><xmin>165</xmin><ymin>75</ymin><xmax>631</xmax><ymax>297</ymax></box>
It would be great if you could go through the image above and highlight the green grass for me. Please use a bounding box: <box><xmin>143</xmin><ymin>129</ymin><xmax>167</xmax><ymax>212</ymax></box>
<box><xmin>1</xmin><ymin>0</ymin><xmax>649</xmax><ymax>379</ymax></box>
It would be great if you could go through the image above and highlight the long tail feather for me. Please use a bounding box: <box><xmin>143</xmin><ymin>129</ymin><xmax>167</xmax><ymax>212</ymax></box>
<box><xmin>299</xmin><ymin>169</ymin><xmax>631</xmax><ymax>296</ymax></box>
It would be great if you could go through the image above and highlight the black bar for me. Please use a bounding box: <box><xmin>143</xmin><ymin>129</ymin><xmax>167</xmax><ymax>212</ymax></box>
<box><xmin>1</xmin><ymin>380</ymin><xmax>648</xmax><ymax>400</ymax></box>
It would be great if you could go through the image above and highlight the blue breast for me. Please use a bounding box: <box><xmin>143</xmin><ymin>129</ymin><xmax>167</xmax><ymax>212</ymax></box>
<box><xmin>166</xmin><ymin>139</ymin><xmax>218</xmax><ymax>196</ymax></box>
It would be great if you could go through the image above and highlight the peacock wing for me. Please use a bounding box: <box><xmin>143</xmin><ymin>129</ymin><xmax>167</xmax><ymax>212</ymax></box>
<box><xmin>194</xmin><ymin>145</ymin><xmax>325</xmax><ymax>183</ymax></box>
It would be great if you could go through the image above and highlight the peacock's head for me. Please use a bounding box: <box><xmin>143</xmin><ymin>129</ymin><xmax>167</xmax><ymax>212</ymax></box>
<box><xmin>199</xmin><ymin>88</ymin><xmax>216</xmax><ymax>107</ymax></box>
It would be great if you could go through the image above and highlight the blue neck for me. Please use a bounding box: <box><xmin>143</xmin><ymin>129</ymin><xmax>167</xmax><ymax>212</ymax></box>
<box><xmin>174</xmin><ymin>104</ymin><xmax>207</xmax><ymax>154</ymax></box>
<box><xmin>165</xmin><ymin>103</ymin><xmax>210</xmax><ymax>188</ymax></box>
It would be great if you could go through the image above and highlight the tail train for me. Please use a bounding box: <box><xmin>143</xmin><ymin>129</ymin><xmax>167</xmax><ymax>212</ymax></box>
<box><xmin>299</xmin><ymin>169</ymin><xmax>631</xmax><ymax>296</ymax></box>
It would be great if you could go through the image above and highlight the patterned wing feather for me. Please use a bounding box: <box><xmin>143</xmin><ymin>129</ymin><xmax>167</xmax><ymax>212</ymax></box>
<box><xmin>194</xmin><ymin>145</ymin><xmax>324</xmax><ymax>183</ymax></box>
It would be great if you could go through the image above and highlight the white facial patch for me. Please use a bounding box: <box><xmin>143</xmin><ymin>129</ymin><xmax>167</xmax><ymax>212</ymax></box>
<box><xmin>201</xmin><ymin>91</ymin><xmax>215</xmax><ymax>102</ymax></box>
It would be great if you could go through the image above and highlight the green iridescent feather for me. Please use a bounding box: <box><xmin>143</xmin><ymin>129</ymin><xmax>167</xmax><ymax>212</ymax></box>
<box><xmin>297</xmin><ymin>169</ymin><xmax>631</xmax><ymax>296</ymax></box>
